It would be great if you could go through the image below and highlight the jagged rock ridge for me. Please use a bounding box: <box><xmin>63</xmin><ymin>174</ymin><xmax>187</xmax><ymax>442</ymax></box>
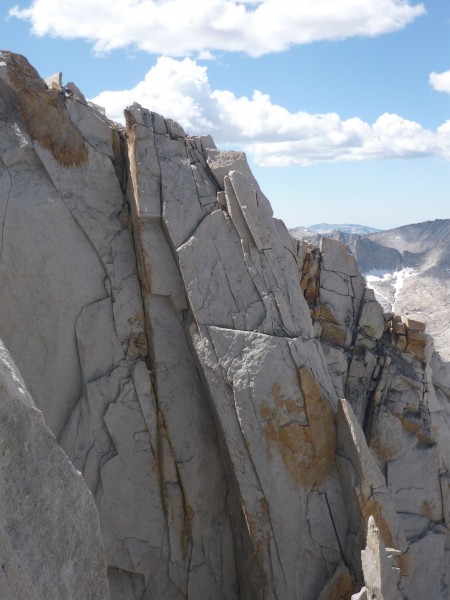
<box><xmin>1</xmin><ymin>51</ymin><xmax>450</xmax><ymax>599</ymax></box>
<box><xmin>291</xmin><ymin>219</ymin><xmax>450</xmax><ymax>362</ymax></box>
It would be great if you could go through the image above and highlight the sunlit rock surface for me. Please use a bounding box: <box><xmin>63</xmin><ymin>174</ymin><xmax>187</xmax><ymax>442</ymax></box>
<box><xmin>1</xmin><ymin>51</ymin><xmax>450</xmax><ymax>599</ymax></box>
<box><xmin>0</xmin><ymin>340</ymin><xmax>109</xmax><ymax>599</ymax></box>
<box><xmin>291</xmin><ymin>219</ymin><xmax>450</xmax><ymax>361</ymax></box>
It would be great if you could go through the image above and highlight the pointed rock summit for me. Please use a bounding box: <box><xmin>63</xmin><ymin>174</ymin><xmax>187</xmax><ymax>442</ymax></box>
<box><xmin>0</xmin><ymin>51</ymin><xmax>449</xmax><ymax>599</ymax></box>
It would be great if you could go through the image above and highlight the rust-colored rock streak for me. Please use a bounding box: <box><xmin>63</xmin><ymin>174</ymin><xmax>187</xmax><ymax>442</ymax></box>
<box><xmin>4</xmin><ymin>52</ymin><xmax>88</xmax><ymax>167</ymax></box>
<box><xmin>262</xmin><ymin>366</ymin><xmax>336</xmax><ymax>488</ymax></box>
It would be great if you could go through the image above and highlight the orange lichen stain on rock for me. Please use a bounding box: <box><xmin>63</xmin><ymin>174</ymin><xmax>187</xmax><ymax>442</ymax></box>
<box><xmin>319</xmin><ymin>305</ymin><xmax>353</xmax><ymax>348</ymax></box>
<box><xmin>260</xmin><ymin>403</ymin><xmax>272</xmax><ymax>421</ymax></box>
<box><xmin>5</xmin><ymin>52</ymin><xmax>88</xmax><ymax>168</ymax></box>
<box><xmin>320</xmin><ymin>319</ymin><xmax>348</xmax><ymax>348</ymax></box>
<box><xmin>369</xmin><ymin>431</ymin><xmax>400</xmax><ymax>462</ymax></box>
<box><xmin>393</xmin><ymin>411</ymin><xmax>435</xmax><ymax>446</ymax></box>
<box><xmin>261</xmin><ymin>367</ymin><xmax>336</xmax><ymax>489</ymax></box>
<box><xmin>421</xmin><ymin>499</ymin><xmax>440</xmax><ymax>523</ymax></box>
<box><xmin>320</xmin><ymin>566</ymin><xmax>354</xmax><ymax>600</ymax></box>
<box><xmin>300</xmin><ymin>249</ymin><xmax>320</xmax><ymax>308</ymax></box>
<box><xmin>126</xmin><ymin>331</ymin><xmax>148</xmax><ymax>361</ymax></box>
<box><xmin>395</xmin><ymin>551</ymin><xmax>414</xmax><ymax>577</ymax></box>
<box><xmin>399</xmin><ymin>415</ymin><xmax>422</xmax><ymax>437</ymax></box>
<box><xmin>405</xmin><ymin>341</ymin><xmax>427</xmax><ymax>363</ymax></box>
<box><xmin>319</xmin><ymin>304</ymin><xmax>340</xmax><ymax>325</ymax></box>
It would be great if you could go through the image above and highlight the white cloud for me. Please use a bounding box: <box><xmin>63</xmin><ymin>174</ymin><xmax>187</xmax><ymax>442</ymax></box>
<box><xmin>91</xmin><ymin>56</ymin><xmax>450</xmax><ymax>166</ymax></box>
<box><xmin>93</xmin><ymin>57</ymin><xmax>217</xmax><ymax>133</ymax></box>
<box><xmin>10</xmin><ymin>0</ymin><xmax>425</xmax><ymax>57</ymax></box>
<box><xmin>429</xmin><ymin>69</ymin><xmax>450</xmax><ymax>94</ymax></box>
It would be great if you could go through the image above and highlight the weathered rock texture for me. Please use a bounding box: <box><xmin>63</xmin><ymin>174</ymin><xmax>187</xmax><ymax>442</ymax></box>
<box><xmin>0</xmin><ymin>340</ymin><xmax>109</xmax><ymax>599</ymax></box>
<box><xmin>1</xmin><ymin>51</ymin><xmax>450</xmax><ymax>599</ymax></box>
<box><xmin>291</xmin><ymin>219</ymin><xmax>450</xmax><ymax>361</ymax></box>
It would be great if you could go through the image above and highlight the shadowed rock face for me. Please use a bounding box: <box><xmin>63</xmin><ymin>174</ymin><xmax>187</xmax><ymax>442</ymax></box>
<box><xmin>1</xmin><ymin>51</ymin><xmax>450</xmax><ymax>600</ymax></box>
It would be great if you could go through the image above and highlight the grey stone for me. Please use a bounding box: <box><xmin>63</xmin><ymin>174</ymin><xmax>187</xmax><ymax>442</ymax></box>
<box><xmin>358</xmin><ymin>516</ymin><xmax>402</xmax><ymax>600</ymax></box>
<box><xmin>1</xmin><ymin>51</ymin><xmax>450</xmax><ymax>600</ymax></box>
<box><xmin>0</xmin><ymin>340</ymin><xmax>109</xmax><ymax>599</ymax></box>
<box><xmin>321</xmin><ymin>236</ymin><xmax>360</xmax><ymax>276</ymax></box>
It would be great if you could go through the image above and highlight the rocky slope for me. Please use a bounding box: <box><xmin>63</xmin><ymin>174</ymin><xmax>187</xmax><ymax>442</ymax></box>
<box><xmin>291</xmin><ymin>220</ymin><xmax>450</xmax><ymax>361</ymax></box>
<box><xmin>353</xmin><ymin>222</ymin><xmax>450</xmax><ymax>364</ymax></box>
<box><xmin>1</xmin><ymin>51</ymin><xmax>450</xmax><ymax>599</ymax></box>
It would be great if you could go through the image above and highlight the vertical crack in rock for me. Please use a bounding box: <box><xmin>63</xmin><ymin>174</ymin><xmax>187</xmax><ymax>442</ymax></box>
<box><xmin>0</xmin><ymin>155</ymin><xmax>12</xmax><ymax>260</ymax></box>
<box><xmin>123</xmin><ymin>103</ymin><xmax>239</xmax><ymax>599</ymax></box>
<box><xmin>1</xmin><ymin>52</ymin><xmax>450</xmax><ymax>600</ymax></box>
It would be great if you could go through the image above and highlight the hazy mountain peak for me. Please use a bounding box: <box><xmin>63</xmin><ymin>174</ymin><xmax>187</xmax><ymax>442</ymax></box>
<box><xmin>306</xmin><ymin>223</ymin><xmax>382</xmax><ymax>235</ymax></box>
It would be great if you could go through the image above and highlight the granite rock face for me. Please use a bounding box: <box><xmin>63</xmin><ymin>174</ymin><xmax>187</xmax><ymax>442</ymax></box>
<box><xmin>0</xmin><ymin>340</ymin><xmax>109</xmax><ymax>599</ymax></box>
<box><xmin>1</xmin><ymin>51</ymin><xmax>450</xmax><ymax>599</ymax></box>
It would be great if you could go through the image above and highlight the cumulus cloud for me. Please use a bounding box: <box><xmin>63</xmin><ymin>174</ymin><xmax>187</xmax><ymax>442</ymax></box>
<box><xmin>91</xmin><ymin>56</ymin><xmax>450</xmax><ymax>166</ymax></box>
<box><xmin>93</xmin><ymin>57</ymin><xmax>217</xmax><ymax>132</ymax></box>
<box><xmin>10</xmin><ymin>0</ymin><xmax>425</xmax><ymax>57</ymax></box>
<box><xmin>429</xmin><ymin>69</ymin><xmax>450</xmax><ymax>94</ymax></box>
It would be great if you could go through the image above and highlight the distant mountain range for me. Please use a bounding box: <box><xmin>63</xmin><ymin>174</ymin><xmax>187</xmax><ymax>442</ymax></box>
<box><xmin>290</xmin><ymin>219</ymin><xmax>450</xmax><ymax>361</ymax></box>
<box><xmin>305</xmin><ymin>223</ymin><xmax>382</xmax><ymax>235</ymax></box>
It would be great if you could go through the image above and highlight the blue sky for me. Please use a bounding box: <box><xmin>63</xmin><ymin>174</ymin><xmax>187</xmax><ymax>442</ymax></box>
<box><xmin>2</xmin><ymin>0</ymin><xmax>450</xmax><ymax>229</ymax></box>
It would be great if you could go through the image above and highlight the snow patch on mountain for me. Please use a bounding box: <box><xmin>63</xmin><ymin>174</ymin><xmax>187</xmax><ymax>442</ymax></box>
<box><xmin>306</xmin><ymin>223</ymin><xmax>382</xmax><ymax>235</ymax></box>
<box><xmin>365</xmin><ymin>267</ymin><xmax>417</xmax><ymax>312</ymax></box>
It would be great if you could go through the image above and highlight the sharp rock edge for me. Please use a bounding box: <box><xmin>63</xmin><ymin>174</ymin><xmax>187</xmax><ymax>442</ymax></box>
<box><xmin>0</xmin><ymin>51</ymin><xmax>449</xmax><ymax>600</ymax></box>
